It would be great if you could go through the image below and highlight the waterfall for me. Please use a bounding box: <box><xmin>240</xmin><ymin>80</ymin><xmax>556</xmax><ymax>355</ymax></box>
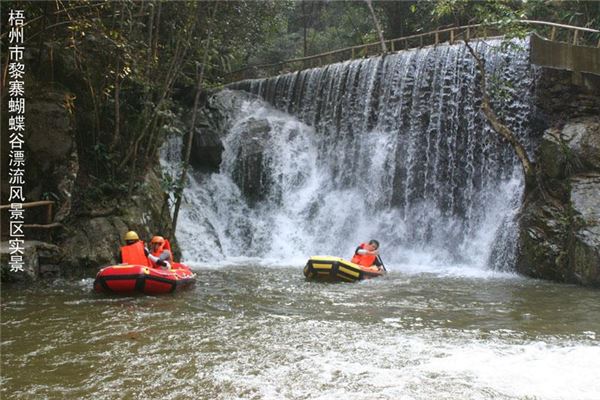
<box><xmin>163</xmin><ymin>39</ymin><xmax>536</xmax><ymax>271</ymax></box>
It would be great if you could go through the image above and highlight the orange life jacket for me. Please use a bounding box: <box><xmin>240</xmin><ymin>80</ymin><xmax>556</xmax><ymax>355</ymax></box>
<box><xmin>150</xmin><ymin>242</ymin><xmax>173</xmax><ymax>268</ymax></box>
<box><xmin>120</xmin><ymin>241</ymin><xmax>150</xmax><ymax>266</ymax></box>
<box><xmin>351</xmin><ymin>243</ymin><xmax>377</xmax><ymax>267</ymax></box>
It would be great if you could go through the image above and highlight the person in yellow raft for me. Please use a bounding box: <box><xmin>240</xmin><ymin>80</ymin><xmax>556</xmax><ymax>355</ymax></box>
<box><xmin>117</xmin><ymin>231</ymin><xmax>150</xmax><ymax>266</ymax></box>
<box><xmin>351</xmin><ymin>239</ymin><xmax>385</xmax><ymax>272</ymax></box>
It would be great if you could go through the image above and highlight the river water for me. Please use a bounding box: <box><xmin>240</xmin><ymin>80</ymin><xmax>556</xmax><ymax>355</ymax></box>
<box><xmin>2</xmin><ymin>264</ymin><xmax>599</xmax><ymax>400</ymax></box>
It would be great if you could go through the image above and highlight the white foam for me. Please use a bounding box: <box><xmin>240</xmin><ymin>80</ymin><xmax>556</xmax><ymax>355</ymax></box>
<box><xmin>207</xmin><ymin>326</ymin><xmax>600</xmax><ymax>400</ymax></box>
<box><xmin>423</xmin><ymin>340</ymin><xmax>600</xmax><ymax>400</ymax></box>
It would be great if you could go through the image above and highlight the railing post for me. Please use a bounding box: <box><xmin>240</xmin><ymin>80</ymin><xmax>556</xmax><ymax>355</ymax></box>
<box><xmin>404</xmin><ymin>39</ymin><xmax>408</xmax><ymax>49</ymax></box>
<box><xmin>573</xmin><ymin>29</ymin><xmax>579</xmax><ymax>45</ymax></box>
<box><xmin>351</xmin><ymin>47</ymin><xmax>355</xmax><ymax>59</ymax></box>
<box><xmin>466</xmin><ymin>27</ymin><xmax>470</xmax><ymax>40</ymax></box>
<box><xmin>391</xmin><ymin>40</ymin><xmax>395</xmax><ymax>52</ymax></box>
<box><xmin>450</xmin><ymin>29</ymin><xmax>454</xmax><ymax>44</ymax></box>
<box><xmin>420</xmin><ymin>35</ymin><xmax>423</xmax><ymax>48</ymax></box>
<box><xmin>435</xmin><ymin>32</ymin><xmax>439</xmax><ymax>44</ymax></box>
<box><xmin>550</xmin><ymin>26</ymin><xmax>556</xmax><ymax>40</ymax></box>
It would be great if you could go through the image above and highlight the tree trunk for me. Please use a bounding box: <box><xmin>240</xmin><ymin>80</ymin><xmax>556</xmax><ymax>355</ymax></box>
<box><xmin>171</xmin><ymin>3</ymin><xmax>218</xmax><ymax>237</ymax></box>
<box><xmin>464</xmin><ymin>40</ymin><xmax>533</xmax><ymax>178</ymax></box>
<box><xmin>119</xmin><ymin>34</ymin><xmax>184</xmax><ymax>171</ymax></box>
<box><xmin>151</xmin><ymin>1</ymin><xmax>162</xmax><ymax>64</ymax></box>
<box><xmin>145</xmin><ymin>1</ymin><xmax>155</xmax><ymax>74</ymax></box>
<box><xmin>109</xmin><ymin>2</ymin><xmax>127</xmax><ymax>153</ymax></box>
<box><xmin>366</xmin><ymin>0</ymin><xmax>387</xmax><ymax>54</ymax></box>
<box><xmin>302</xmin><ymin>1</ymin><xmax>308</xmax><ymax>57</ymax></box>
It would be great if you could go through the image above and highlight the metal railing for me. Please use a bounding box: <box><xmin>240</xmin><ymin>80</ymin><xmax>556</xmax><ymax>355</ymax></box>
<box><xmin>224</xmin><ymin>20</ymin><xmax>600</xmax><ymax>83</ymax></box>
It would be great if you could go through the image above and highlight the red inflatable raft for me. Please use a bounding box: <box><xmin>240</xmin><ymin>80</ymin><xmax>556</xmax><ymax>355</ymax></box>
<box><xmin>94</xmin><ymin>263</ymin><xmax>196</xmax><ymax>295</ymax></box>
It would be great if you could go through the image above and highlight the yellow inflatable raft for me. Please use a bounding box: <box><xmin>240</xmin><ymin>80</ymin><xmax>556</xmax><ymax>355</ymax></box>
<box><xmin>303</xmin><ymin>256</ymin><xmax>385</xmax><ymax>282</ymax></box>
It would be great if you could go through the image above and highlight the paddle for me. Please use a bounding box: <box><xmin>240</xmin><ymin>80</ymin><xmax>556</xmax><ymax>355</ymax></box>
<box><xmin>376</xmin><ymin>254</ymin><xmax>387</xmax><ymax>272</ymax></box>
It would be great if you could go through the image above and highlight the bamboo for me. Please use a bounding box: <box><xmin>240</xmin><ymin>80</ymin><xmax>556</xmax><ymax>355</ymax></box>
<box><xmin>23</xmin><ymin>223</ymin><xmax>63</xmax><ymax>229</ymax></box>
<box><xmin>0</xmin><ymin>201</ymin><xmax>55</xmax><ymax>210</ymax></box>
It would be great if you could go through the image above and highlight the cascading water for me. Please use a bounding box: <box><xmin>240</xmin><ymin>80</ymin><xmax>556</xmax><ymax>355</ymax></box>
<box><xmin>163</xmin><ymin>39</ymin><xmax>536</xmax><ymax>272</ymax></box>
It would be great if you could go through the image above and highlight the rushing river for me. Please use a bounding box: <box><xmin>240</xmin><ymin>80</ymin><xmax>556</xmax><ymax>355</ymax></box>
<box><xmin>2</xmin><ymin>264</ymin><xmax>599</xmax><ymax>400</ymax></box>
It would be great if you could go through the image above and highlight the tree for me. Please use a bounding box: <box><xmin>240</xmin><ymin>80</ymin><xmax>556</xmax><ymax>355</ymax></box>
<box><xmin>171</xmin><ymin>2</ymin><xmax>219</xmax><ymax>237</ymax></box>
<box><xmin>432</xmin><ymin>0</ymin><xmax>536</xmax><ymax>183</ymax></box>
<box><xmin>365</xmin><ymin>0</ymin><xmax>387</xmax><ymax>53</ymax></box>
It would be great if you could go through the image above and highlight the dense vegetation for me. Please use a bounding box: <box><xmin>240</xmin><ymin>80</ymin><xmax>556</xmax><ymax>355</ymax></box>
<box><xmin>1</xmin><ymin>0</ymin><xmax>598</xmax><ymax>211</ymax></box>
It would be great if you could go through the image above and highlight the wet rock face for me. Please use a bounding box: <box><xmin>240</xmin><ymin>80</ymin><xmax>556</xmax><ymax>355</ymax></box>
<box><xmin>230</xmin><ymin>117</ymin><xmax>275</xmax><ymax>206</ymax></box>
<box><xmin>191</xmin><ymin>90</ymin><xmax>256</xmax><ymax>172</ymax></box>
<box><xmin>518</xmin><ymin>116</ymin><xmax>600</xmax><ymax>287</ymax></box>
<box><xmin>570</xmin><ymin>175</ymin><xmax>600</xmax><ymax>285</ymax></box>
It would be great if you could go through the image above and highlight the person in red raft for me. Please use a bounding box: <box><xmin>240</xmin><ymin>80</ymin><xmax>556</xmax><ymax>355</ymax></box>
<box><xmin>117</xmin><ymin>231</ymin><xmax>150</xmax><ymax>266</ymax></box>
<box><xmin>147</xmin><ymin>235</ymin><xmax>173</xmax><ymax>269</ymax></box>
<box><xmin>351</xmin><ymin>239</ymin><xmax>386</xmax><ymax>272</ymax></box>
<box><xmin>117</xmin><ymin>231</ymin><xmax>172</xmax><ymax>269</ymax></box>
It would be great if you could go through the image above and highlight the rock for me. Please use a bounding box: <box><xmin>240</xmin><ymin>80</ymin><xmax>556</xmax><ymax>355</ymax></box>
<box><xmin>560</xmin><ymin>116</ymin><xmax>600</xmax><ymax>171</ymax></box>
<box><xmin>1</xmin><ymin>241</ymin><xmax>61</xmax><ymax>282</ymax></box>
<box><xmin>14</xmin><ymin>86</ymin><xmax>80</xmax><ymax>225</ymax></box>
<box><xmin>517</xmin><ymin>200</ymin><xmax>571</xmax><ymax>281</ymax></box>
<box><xmin>570</xmin><ymin>174</ymin><xmax>600</xmax><ymax>285</ymax></box>
<box><xmin>191</xmin><ymin>90</ymin><xmax>258</xmax><ymax>172</ymax></box>
<box><xmin>59</xmin><ymin>216</ymin><xmax>120</xmax><ymax>270</ymax></box>
<box><xmin>26</xmin><ymin>90</ymin><xmax>75</xmax><ymax>169</ymax></box>
<box><xmin>537</xmin><ymin>128</ymin><xmax>569</xmax><ymax>179</ymax></box>
<box><xmin>518</xmin><ymin>115</ymin><xmax>600</xmax><ymax>287</ymax></box>
<box><xmin>194</xmin><ymin>90</ymin><xmax>281</xmax><ymax>206</ymax></box>
<box><xmin>230</xmin><ymin>117</ymin><xmax>275</xmax><ymax>205</ymax></box>
<box><xmin>191</xmin><ymin>123</ymin><xmax>224</xmax><ymax>172</ymax></box>
<box><xmin>56</xmin><ymin>166</ymin><xmax>180</xmax><ymax>274</ymax></box>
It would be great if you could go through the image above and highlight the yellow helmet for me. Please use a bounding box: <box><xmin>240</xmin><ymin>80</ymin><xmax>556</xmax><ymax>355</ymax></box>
<box><xmin>124</xmin><ymin>231</ymin><xmax>139</xmax><ymax>241</ymax></box>
<box><xmin>150</xmin><ymin>236</ymin><xmax>165</xmax><ymax>245</ymax></box>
